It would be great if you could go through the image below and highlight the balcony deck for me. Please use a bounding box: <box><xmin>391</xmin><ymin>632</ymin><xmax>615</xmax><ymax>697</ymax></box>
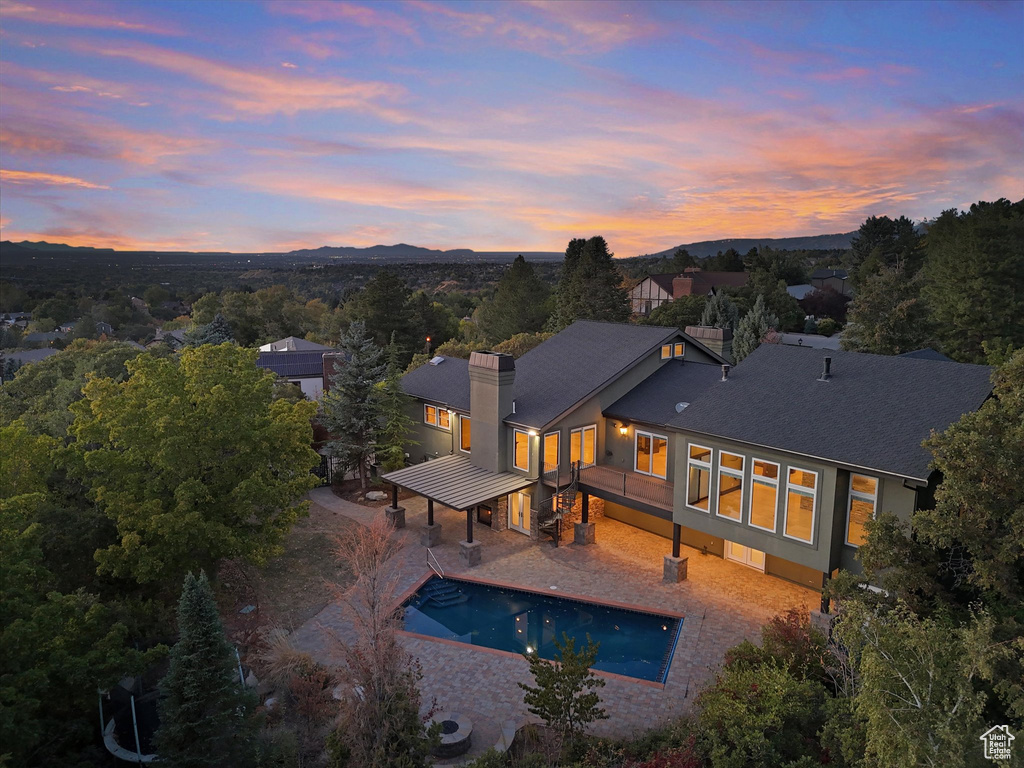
<box><xmin>544</xmin><ymin>464</ymin><xmax>674</xmax><ymax>513</ymax></box>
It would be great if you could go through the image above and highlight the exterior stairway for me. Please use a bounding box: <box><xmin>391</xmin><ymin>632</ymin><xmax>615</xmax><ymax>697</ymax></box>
<box><xmin>421</xmin><ymin>578</ymin><xmax>469</xmax><ymax>608</ymax></box>
<box><xmin>538</xmin><ymin>461</ymin><xmax>580</xmax><ymax>547</ymax></box>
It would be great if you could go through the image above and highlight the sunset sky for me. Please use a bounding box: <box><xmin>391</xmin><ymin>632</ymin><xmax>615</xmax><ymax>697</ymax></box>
<box><xmin>1</xmin><ymin>0</ymin><xmax>1021</xmax><ymax>255</ymax></box>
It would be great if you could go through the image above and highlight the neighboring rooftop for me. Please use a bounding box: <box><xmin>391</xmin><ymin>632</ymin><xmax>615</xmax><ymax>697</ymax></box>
<box><xmin>778</xmin><ymin>332</ymin><xmax>842</xmax><ymax>350</ymax></box>
<box><xmin>669</xmin><ymin>344</ymin><xmax>993</xmax><ymax>481</ymax></box>
<box><xmin>811</xmin><ymin>268</ymin><xmax>849</xmax><ymax>280</ymax></box>
<box><xmin>256</xmin><ymin>350</ymin><xmax>327</xmax><ymax>378</ymax></box>
<box><xmin>899</xmin><ymin>348</ymin><xmax>954</xmax><ymax>363</ymax></box>
<box><xmin>1</xmin><ymin>348</ymin><xmax>60</xmax><ymax>365</ymax></box>
<box><xmin>786</xmin><ymin>284</ymin><xmax>816</xmax><ymax>300</ymax></box>
<box><xmin>645</xmin><ymin>270</ymin><xmax>749</xmax><ymax>297</ymax></box>
<box><xmin>259</xmin><ymin>336</ymin><xmax>335</xmax><ymax>352</ymax></box>
<box><xmin>604</xmin><ymin>361</ymin><xmax>724</xmax><ymax>427</ymax></box>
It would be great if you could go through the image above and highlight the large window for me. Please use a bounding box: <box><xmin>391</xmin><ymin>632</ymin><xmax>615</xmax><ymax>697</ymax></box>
<box><xmin>570</xmin><ymin>425</ymin><xmax>596</xmax><ymax>468</ymax></box>
<box><xmin>749</xmin><ymin>459</ymin><xmax>779</xmax><ymax>532</ymax></box>
<box><xmin>660</xmin><ymin>344</ymin><xmax>672</xmax><ymax>360</ymax></box>
<box><xmin>543</xmin><ymin>431</ymin><xmax>559</xmax><ymax>475</ymax></box>
<box><xmin>717</xmin><ymin>452</ymin><xmax>744</xmax><ymax>521</ymax></box>
<box><xmin>423</xmin><ymin>404</ymin><xmax>450</xmax><ymax>430</ymax></box>
<box><xmin>635</xmin><ymin>430</ymin><xmax>668</xmax><ymax>478</ymax></box>
<box><xmin>846</xmin><ymin>474</ymin><xmax>879</xmax><ymax>547</ymax></box>
<box><xmin>673</xmin><ymin>342</ymin><xmax>685</xmax><ymax>358</ymax></box>
<box><xmin>459</xmin><ymin>415</ymin><xmax>471</xmax><ymax>453</ymax></box>
<box><xmin>513</xmin><ymin>429</ymin><xmax>530</xmax><ymax>472</ymax></box>
<box><xmin>686</xmin><ymin>444</ymin><xmax>712</xmax><ymax>512</ymax></box>
<box><xmin>784</xmin><ymin>467</ymin><xmax>818</xmax><ymax>543</ymax></box>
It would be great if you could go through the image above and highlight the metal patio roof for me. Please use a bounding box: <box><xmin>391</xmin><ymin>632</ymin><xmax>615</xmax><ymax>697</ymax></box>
<box><xmin>381</xmin><ymin>454</ymin><xmax>534</xmax><ymax>511</ymax></box>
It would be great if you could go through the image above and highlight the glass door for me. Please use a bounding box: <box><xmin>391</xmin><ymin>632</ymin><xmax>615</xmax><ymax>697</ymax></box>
<box><xmin>508</xmin><ymin>491</ymin><xmax>531</xmax><ymax>534</ymax></box>
<box><xmin>725</xmin><ymin>541</ymin><xmax>766</xmax><ymax>572</ymax></box>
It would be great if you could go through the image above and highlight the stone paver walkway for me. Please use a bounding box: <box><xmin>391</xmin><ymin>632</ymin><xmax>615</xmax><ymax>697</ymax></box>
<box><xmin>292</xmin><ymin>488</ymin><xmax>819</xmax><ymax>739</ymax></box>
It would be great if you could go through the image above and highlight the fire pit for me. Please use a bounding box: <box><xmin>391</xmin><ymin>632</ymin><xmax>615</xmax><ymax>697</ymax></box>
<box><xmin>429</xmin><ymin>711</ymin><xmax>473</xmax><ymax>759</ymax></box>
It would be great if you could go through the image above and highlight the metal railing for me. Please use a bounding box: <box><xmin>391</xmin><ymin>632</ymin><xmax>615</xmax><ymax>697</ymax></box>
<box><xmin>427</xmin><ymin>547</ymin><xmax>444</xmax><ymax>578</ymax></box>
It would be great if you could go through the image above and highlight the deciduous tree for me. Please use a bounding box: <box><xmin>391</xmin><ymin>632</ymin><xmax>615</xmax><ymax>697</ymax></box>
<box><xmin>519</xmin><ymin>633</ymin><xmax>607</xmax><ymax>742</ymax></box>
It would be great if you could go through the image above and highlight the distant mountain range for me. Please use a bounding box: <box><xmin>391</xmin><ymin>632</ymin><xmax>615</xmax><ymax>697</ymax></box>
<box><xmin>646</xmin><ymin>232</ymin><xmax>855</xmax><ymax>260</ymax></box>
<box><xmin>283</xmin><ymin>243</ymin><xmax>563</xmax><ymax>262</ymax></box>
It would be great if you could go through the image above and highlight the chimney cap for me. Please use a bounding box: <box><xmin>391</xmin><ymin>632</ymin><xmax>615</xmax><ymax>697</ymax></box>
<box><xmin>721</xmin><ymin>363</ymin><xmax>731</xmax><ymax>381</ymax></box>
<box><xmin>469</xmin><ymin>350</ymin><xmax>515</xmax><ymax>371</ymax></box>
<box><xmin>818</xmin><ymin>356</ymin><xmax>833</xmax><ymax>382</ymax></box>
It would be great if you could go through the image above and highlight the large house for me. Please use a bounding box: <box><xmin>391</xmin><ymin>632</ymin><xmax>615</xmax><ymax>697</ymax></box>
<box><xmin>630</xmin><ymin>269</ymin><xmax>749</xmax><ymax>317</ymax></box>
<box><xmin>383</xmin><ymin>320</ymin><xmax>991</xmax><ymax>600</ymax></box>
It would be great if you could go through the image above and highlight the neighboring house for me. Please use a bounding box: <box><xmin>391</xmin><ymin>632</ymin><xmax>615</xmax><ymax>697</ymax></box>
<box><xmin>1</xmin><ymin>347</ymin><xmax>59</xmax><ymax>369</ymax></box>
<box><xmin>1</xmin><ymin>312</ymin><xmax>32</xmax><ymax>326</ymax></box>
<box><xmin>778</xmin><ymin>332</ymin><xmax>842</xmax><ymax>350</ymax></box>
<box><xmin>899</xmin><ymin>348</ymin><xmax>954</xmax><ymax>362</ymax></box>
<box><xmin>810</xmin><ymin>268</ymin><xmax>852</xmax><ymax>296</ymax></box>
<box><xmin>383</xmin><ymin>320</ymin><xmax>991</xmax><ymax>601</ymax></box>
<box><xmin>786</xmin><ymin>284</ymin><xmax>816</xmax><ymax>300</ymax></box>
<box><xmin>630</xmin><ymin>269</ymin><xmax>749</xmax><ymax>316</ymax></box>
<box><xmin>259</xmin><ymin>336</ymin><xmax>334</xmax><ymax>352</ymax></box>
<box><xmin>147</xmin><ymin>328</ymin><xmax>187</xmax><ymax>350</ymax></box>
<box><xmin>255</xmin><ymin>350</ymin><xmax>332</xmax><ymax>400</ymax></box>
<box><xmin>22</xmin><ymin>331</ymin><xmax>66</xmax><ymax>346</ymax></box>
<box><xmin>58</xmin><ymin>321</ymin><xmax>77</xmax><ymax>334</ymax></box>
<box><xmin>130</xmin><ymin>296</ymin><xmax>148</xmax><ymax>312</ymax></box>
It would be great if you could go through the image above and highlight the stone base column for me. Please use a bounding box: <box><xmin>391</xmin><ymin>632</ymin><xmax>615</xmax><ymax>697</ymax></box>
<box><xmin>459</xmin><ymin>540</ymin><xmax>482</xmax><ymax>567</ymax></box>
<box><xmin>663</xmin><ymin>555</ymin><xmax>688</xmax><ymax>583</ymax></box>
<box><xmin>573</xmin><ymin>521</ymin><xmax>596</xmax><ymax>545</ymax></box>
<box><xmin>385</xmin><ymin>506</ymin><xmax>406</xmax><ymax>529</ymax></box>
<box><xmin>420</xmin><ymin>523</ymin><xmax>442</xmax><ymax>547</ymax></box>
<box><xmin>493</xmin><ymin>497</ymin><xmax>508</xmax><ymax>532</ymax></box>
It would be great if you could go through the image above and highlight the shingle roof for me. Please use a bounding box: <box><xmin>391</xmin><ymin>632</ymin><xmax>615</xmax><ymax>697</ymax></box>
<box><xmin>261</xmin><ymin>336</ymin><xmax>335</xmax><ymax>352</ymax></box>
<box><xmin>669</xmin><ymin>344</ymin><xmax>992</xmax><ymax>481</ymax></box>
<box><xmin>811</xmin><ymin>268</ymin><xmax>849</xmax><ymax>280</ymax></box>
<box><xmin>648</xmin><ymin>273</ymin><xmax>677</xmax><ymax>293</ymax></box>
<box><xmin>509</xmin><ymin>320</ymin><xmax>678</xmax><ymax>427</ymax></box>
<box><xmin>899</xmin><ymin>348</ymin><xmax>954</xmax><ymax>363</ymax></box>
<box><xmin>604</xmin><ymin>361</ymin><xmax>723</xmax><ymax>427</ymax></box>
<box><xmin>255</xmin><ymin>350</ymin><xmax>325</xmax><ymax>378</ymax></box>
<box><xmin>402</xmin><ymin>356</ymin><xmax>470</xmax><ymax>410</ymax></box>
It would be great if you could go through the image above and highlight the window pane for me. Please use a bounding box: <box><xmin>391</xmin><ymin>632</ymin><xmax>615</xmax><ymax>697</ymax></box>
<box><xmin>753</xmin><ymin>460</ymin><xmax>778</xmax><ymax>481</ymax></box>
<box><xmin>651</xmin><ymin>437</ymin><xmax>668</xmax><ymax>478</ymax></box>
<box><xmin>514</xmin><ymin>431</ymin><xmax>529</xmax><ymax>471</ymax></box>
<box><xmin>789</xmin><ymin>468</ymin><xmax>816</xmax><ymax>490</ymax></box>
<box><xmin>544</xmin><ymin>432</ymin><xmax>558</xmax><ymax>473</ymax></box>
<box><xmin>661</xmin><ymin>344</ymin><xmax>671</xmax><ymax>359</ymax></box>
<box><xmin>786</xmin><ymin>490</ymin><xmax>814</xmax><ymax>541</ymax></box>
<box><xmin>439</xmin><ymin>409</ymin><xmax>450</xmax><ymax>429</ymax></box>
<box><xmin>460</xmin><ymin>416</ymin><xmax>471</xmax><ymax>452</ymax></box>
<box><xmin>570</xmin><ymin>430</ymin><xmax>581</xmax><ymax>464</ymax></box>
<box><xmin>583</xmin><ymin>427</ymin><xmax>595</xmax><ymax>466</ymax></box>
<box><xmin>750</xmin><ymin>481</ymin><xmax>777</xmax><ymax>530</ymax></box>
<box><xmin>851</xmin><ymin>474</ymin><xmax>877</xmax><ymax>496</ymax></box>
<box><xmin>847</xmin><ymin>497</ymin><xmax>873</xmax><ymax>546</ymax></box>
<box><xmin>688</xmin><ymin>466</ymin><xmax>710</xmax><ymax>510</ymax></box>
<box><xmin>425</xmin><ymin>405</ymin><xmax>436</xmax><ymax>425</ymax></box>
<box><xmin>689</xmin><ymin>445</ymin><xmax>711</xmax><ymax>463</ymax></box>
<box><xmin>674</xmin><ymin>342</ymin><xmax>684</xmax><ymax>357</ymax></box>
<box><xmin>718</xmin><ymin>472</ymin><xmax>742</xmax><ymax>520</ymax></box>
<box><xmin>721</xmin><ymin>452</ymin><xmax>743</xmax><ymax>471</ymax></box>
<box><xmin>636</xmin><ymin>433</ymin><xmax>652</xmax><ymax>474</ymax></box>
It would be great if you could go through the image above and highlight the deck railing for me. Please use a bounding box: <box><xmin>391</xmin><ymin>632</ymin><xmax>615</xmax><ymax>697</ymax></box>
<box><xmin>545</xmin><ymin>464</ymin><xmax>674</xmax><ymax>511</ymax></box>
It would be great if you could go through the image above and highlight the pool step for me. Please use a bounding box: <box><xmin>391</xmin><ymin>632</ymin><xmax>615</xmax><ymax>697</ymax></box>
<box><xmin>422</xmin><ymin>579</ymin><xmax>469</xmax><ymax>608</ymax></box>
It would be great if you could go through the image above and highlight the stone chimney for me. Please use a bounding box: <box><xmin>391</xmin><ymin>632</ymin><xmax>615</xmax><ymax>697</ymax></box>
<box><xmin>684</xmin><ymin>325</ymin><xmax>734</xmax><ymax>364</ymax></box>
<box><xmin>468</xmin><ymin>351</ymin><xmax>515</xmax><ymax>473</ymax></box>
<box><xmin>672</xmin><ymin>276</ymin><xmax>695</xmax><ymax>297</ymax></box>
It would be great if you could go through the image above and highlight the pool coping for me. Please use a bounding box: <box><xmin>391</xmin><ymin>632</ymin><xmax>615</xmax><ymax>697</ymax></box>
<box><xmin>394</xmin><ymin>570</ymin><xmax>685</xmax><ymax>690</ymax></box>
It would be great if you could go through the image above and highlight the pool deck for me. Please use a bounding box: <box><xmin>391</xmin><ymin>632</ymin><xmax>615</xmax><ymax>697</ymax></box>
<box><xmin>291</xmin><ymin>488</ymin><xmax>820</xmax><ymax>741</ymax></box>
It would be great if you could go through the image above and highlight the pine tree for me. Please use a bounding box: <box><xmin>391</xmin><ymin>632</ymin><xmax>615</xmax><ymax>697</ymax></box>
<box><xmin>376</xmin><ymin>335</ymin><xmax>417</xmax><ymax>473</ymax></box>
<box><xmin>733</xmin><ymin>295</ymin><xmax>780</xmax><ymax>362</ymax></box>
<box><xmin>476</xmin><ymin>256</ymin><xmax>552</xmax><ymax>343</ymax></box>
<box><xmin>184</xmin><ymin>313</ymin><xmax>234</xmax><ymax>346</ymax></box>
<box><xmin>345</xmin><ymin>269</ymin><xmax>414</xmax><ymax>351</ymax></box>
<box><xmin>155</xmin><ymin>572</ymin><xmax>256</xmax><ymax>768</ymax></box>
<box><xmin>700</xmin><ymin>292</ymin><xmax>740</xmax><ymax>330</ymax></box>
<box><xmin>320</xmin><ymin>321</ymin><xmax>386</xmax><ymax>489</ymax></box>
<box><xmin>841</xmin><ymin>267</ymin><xmax>931</xmax><ymax>355</ymax></box>
<box><xmin>549</xmin><ymin>237</ymin><xmax>629</xmax><ymax>330</ymax></box>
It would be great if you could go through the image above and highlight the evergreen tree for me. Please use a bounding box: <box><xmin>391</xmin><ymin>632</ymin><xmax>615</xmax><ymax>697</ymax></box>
<box><xmin>70</xmin><ymin>315</ymin><xmax>97</xmax><ymax>340</ymax></box>
<box><xmin>733</xmin><ymin>295</ymin><xmax>779</xmax><ymax>362</ymax></box>
<box><xmin>671</xmin><ymin>247</ymin><xmax>695</xmax><ymax>273</ymax></box>
<box><xmin>644</xmin><ymin>294</ymin><xmax>707</xmax><ymax>331</ymax></box>
<box><xmin>406</xmin><ymin>290</ymin><xmax>459</xmax><ymax>356</ymax></box>
<box><xmin>519</xmin><ymin>633</ymin><xmax>607</xmax><ymax>742</ymax></box>
<box><xmin>375</xmin><ymin>335</ymin><xmax>417</xmax><ymax>473</ymax></box>
<box><xmin>320</xmin><ymin>321</ymin><xmax>386</xmax><ymax>489</ymax></box>
<box><xmin>849</xmin><ymin>214</ymin><xmax>924</xmax><ymax>285</ymax></box>
<box><xmin>549</xmin><ymin>237</ymin><xmax>629</xmax><ymax>330</ymax></box>
<box><xmin>344</xmin><ymin>269</ymin><xmax>414</xmax><ymax>351</ymax></box>
<box><xmin>841</xmin><ymin>267</ymin><xmax>931</xmax><ymax>355</ymax></box>
<box><xmin>476</xmin><ymin>256</ymin><xmax>552</xmax><ymax>343</ymax></box>
<box><xmin>184</xmin><ymin>313</ymin><xmax>234</xmax><ymax>346</ymax></box>
<box><xmin>921</xmin><ymin>198</ymin><xmax>1024</xmax><ymax>364</ymax></box>
<box><xmin>700</xmin><ymin>292</ymin><xmax>740</xmax><ymax>330</ymax></box>
<box><xmin>156</xmin><ymin>571</ymin><xmax>256</xmax><ymax>768</ymax></box>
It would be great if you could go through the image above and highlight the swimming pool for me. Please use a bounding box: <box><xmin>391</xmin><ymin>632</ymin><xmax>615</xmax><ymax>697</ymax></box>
<box><xmin>402</xmin><ymin>576</ymin><xmax>683</xmax><ymax>683</ymax></box>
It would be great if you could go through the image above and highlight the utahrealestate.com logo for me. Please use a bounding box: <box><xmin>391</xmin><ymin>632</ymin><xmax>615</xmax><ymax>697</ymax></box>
<box><xmin>980</xmin><ymin>725</ymin><xmax>1014</xmax><ymax>762</ymax></box>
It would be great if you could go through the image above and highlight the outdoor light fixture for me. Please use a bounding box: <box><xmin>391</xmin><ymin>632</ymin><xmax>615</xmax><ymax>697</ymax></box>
<box><xmin>528</xmin><ymin>429</ymin><xmax>538</xmax><ymax>437</ymax></box>
<box><xmin>618</xmin><ymin>423</ymin><xmax>629</xmax><ymax>436</ymax></box>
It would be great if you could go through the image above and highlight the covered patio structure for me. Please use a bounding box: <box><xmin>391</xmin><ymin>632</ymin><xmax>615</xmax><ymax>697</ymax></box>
<box><xmin>381</xmin><ymin>454</ymin><xmax>535</xmax><ymax>566</ymax></box>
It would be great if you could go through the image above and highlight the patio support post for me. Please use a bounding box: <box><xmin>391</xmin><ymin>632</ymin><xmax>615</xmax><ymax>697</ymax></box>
<box><xmin>574</xmin><ymin>493</ymin><xmax>595</xmax><ymax>545</ymax></box>
<box><xmin>391</xmin><ymin>484</ymin><xmax>399</xmax><ymax>508</ymax></box>
<box><xmin>672</xmin><ymin>523</ymin><xmax>681</xmax><ymax>559</ymax></box>
<box><xmin>466</xmin><ymin>508</ymin><xmax>473</xmax><ymax>543</ymax></box>
<box><xmin>420</xmin><ymin>497</ymin><xmax>441</xmax><ymax>546</ymax></box>
<box><xmin>385</xmin><ymin>483</ymin><xmax>406</xmax><ymax>529</ymax></box>
<box><xmin>581</xmin><ymin>492</ymin><xmax>589</xmax><ymax>524</ymax></box>
<box><xmin>427</xmin><ymin>499</ymin><xmax>434</xmax><ymax>526</ymax></box>
<box><xmin>664</xmin><ymin>523</ymin><xmax>687</xmax><ymax>583</ymax></box>
<box><xmin>460</xmin><ymin>507</ymin><xmax>481</xmax><ymax>566</ymax></box>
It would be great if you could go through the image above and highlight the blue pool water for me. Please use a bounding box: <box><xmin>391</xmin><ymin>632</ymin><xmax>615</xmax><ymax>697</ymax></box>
<box><xmin>403</xmin><ymin>577</ymin><xmax>682</xmax><ymax>683</ymax></box>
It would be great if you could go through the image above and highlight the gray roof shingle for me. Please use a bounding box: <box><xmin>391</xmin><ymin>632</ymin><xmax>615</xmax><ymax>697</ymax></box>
<box><xmin>256</xmin><ymin>350</ymin><xmax>325</xmax><ymax>378</ymax></box>
<box><xmin>604</xmin><ymin>361</ymin><xmax>723</xmax><ymax>427</ymax></box>
<box><xmin>899</xmin><ymin>348</ymin><xmax>954</xmax><ymax>363</ymax></box>
<box><xmin>402</xmin><ymin>356</ymin><xmax>470</xmax><ymax>410</ymax></box>
<box><xmin>669</xmin><ymin>344</ymin><xmax>993</xmax><ymax>480</ymax></box>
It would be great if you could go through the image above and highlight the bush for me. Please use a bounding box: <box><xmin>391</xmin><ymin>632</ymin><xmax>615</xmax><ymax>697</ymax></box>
<box><xmin>816</xmin><ymin>317</ymin><xmax>840</xmax><ymax>337</ymax></box>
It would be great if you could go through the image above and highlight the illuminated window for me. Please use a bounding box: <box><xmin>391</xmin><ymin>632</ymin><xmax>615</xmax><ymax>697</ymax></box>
<box><xmin>749</xmin><ymin>459</ymin><xmax>779</xmax><ymax>532</ymax></box>
<box><xmin>459</xmin><ymin>415</ymin><xmax>471</xmax><ymax>453</ymax></box>
<box><xmin>717</xmin><ymin>452</ymin><xmax>744</xmax><ymax>521</ymax></box>
<box><xmin>686</xmin><ymin>443</ymin><xmax>712</xmax><ymax>512</ymax></box>
<box><xmin>439</xmin><ymin>409</ymin><xmax>450</xmax><ymax>430</ymax></box>
<box><xmin>635</xmin><ymin>430</ymin><xmax>668</xmax><ymax>478</ymax></box>
<box><xmin>424</xmin><ymin>404</ymin><xmax>437</xmax><ymax>426</ymax></box>
<box><xmin>514</xmin><ymin>429</ymin><xmax>530</xmax><ymax>471</ymax></box>
<box><xmin>570</xmin><ymin>425</ymin><xmax>596</xmax><ymax>467</ymax></box>
<box><xmin>784</xmin><ymin>467</ymin><xmax>817</xmax><ymax>543</ymax></box>
<box><xmin>661</xmin><ymin>344</ymin><xmax>672</xmax><ymax>360</ymax></box>
<box><xmin>846</xmin><ymin>474</ymin><xmax>878</xmax><ymax>547</ymax></box>
<box><xmin>543</xmin><ymin>431</ymin><xmax>559</xmax><ymax>475</ymax></box>
<box><xmin>673</xmin><ymin>342</ymin><xmax>685</xmax><ymax>358</ymax></box>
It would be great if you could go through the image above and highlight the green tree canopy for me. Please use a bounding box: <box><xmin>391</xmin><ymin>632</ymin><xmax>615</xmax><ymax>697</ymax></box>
<box><xmin>733</xmin><ymin>295</ymin><xmax>779</xmax><ymax>362</ymax></box>
<box><xmin>849</xmin><ymin>214</ymin><xmax>925</xmax><ymax>285</ymax></box>
<box><xmin>841</xmin><ymin>267</ymin><xmax>931</xmax><ymax>355</ymax></box>
<box><xmin>184</xmin><ymin>312</ymin><xmax>234</xmax><ymax>346</ymax></box>
<box><xmin>476</xmin><ymin>256</ymin><xmax>552</xmax><ymax>343</ymax></box>
<box><xmin>376</xmin><ymin>336</ymin><xmax>417</xmax><ymax>473</ymax></box>
<box><xmin>700</xmin><ymin>292</ymin><xmax>740</xmax><ymax>330</ymax></box>
<box><xmin>645</xmin><ymin>293</ymin><xmax>707</xmax><ymax>331</ymax></box>
<box><xmin>70</xmin><ymin>344</ymin><xmax>319</xmax><ymax>590</ymax></box>
<box><xmin>344</xmin><ymin>268</ymin><xmax>414</xmax><ymax>351</ymax></box>
<box><xmin>549</xmin><ymin>236</ymin><xmax>629</xmax><ymax>330</ymax></box>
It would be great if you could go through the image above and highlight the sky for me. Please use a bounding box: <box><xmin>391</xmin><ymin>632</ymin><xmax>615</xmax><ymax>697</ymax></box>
<box><xmin>0</xmin><ymin>0</ymin><xmax>1022</xmax><ymax>255</ymax></box>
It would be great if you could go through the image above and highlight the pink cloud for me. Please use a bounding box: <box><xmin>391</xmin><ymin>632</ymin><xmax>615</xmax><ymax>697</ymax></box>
<box><xmin>271</xmin><ymin>1</ymin><xmax>419</xmax><ymax>41</ymax></box>
<box><xmin>1</xmin><ymin>168</ymin><xmax>109</xmax><ymax>189</ymax></box>
<box><xmin>0</xmin><ymin>0</ymin><xmax>178</xmax><ymax>34</ymax></box>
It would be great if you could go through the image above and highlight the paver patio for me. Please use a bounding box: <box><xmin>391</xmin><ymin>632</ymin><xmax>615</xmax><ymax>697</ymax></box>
<box><xmin>291</xmin><ymin>487</ymin><xmax>819</xmax><ymax>741</ymax></box>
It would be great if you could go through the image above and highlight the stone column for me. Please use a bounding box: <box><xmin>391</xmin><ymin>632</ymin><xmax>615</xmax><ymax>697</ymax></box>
<box><xmin>385</xmin><ymin>484</ymin><xmax>406</xmax><ymax>529</ymax></box>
